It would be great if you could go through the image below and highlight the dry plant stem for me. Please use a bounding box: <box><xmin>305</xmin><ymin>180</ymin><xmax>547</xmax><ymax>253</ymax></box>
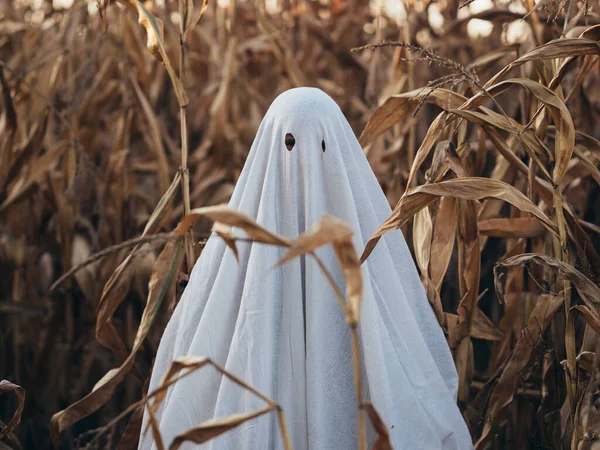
<box><xmin>276</xmin><ymin>408</ymin><xmax>293</xmax><ymax>450</ymax></box>
<box><xmin>310</xmin><ymin>252</ymin><xmax>366</xmax><ymax>450</ymax></box>
<box><xmin>555</xmin><ymin>186</ymin><xmax>576</xmax><ymax>416</ymax></box>
<box><xmin>351</xmin><ymin>324</ymin><xmax>367</xmax><ymax>450</ymax></box>
<box><xmin>403</xmin><ymin>2</ymin><xmax>416</xmax><ymax>171</ymax></box>
<box><xmin>179</xmin><ymin>36</ymin><xmax>194</xmax><ymax>269</ymax></box>
<box><xmin>85</xmin><ymin>359</ymin><xmax>288</xmax><ymax>449</ymax></box>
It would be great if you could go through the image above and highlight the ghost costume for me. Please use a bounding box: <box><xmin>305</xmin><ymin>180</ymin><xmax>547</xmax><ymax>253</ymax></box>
<box><xmin>139</xmin><ymin>88</ymin><xmax>473</xmax><ymax>450</ymax></box>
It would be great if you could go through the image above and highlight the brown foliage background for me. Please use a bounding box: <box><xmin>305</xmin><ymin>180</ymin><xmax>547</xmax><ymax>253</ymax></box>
<box><xmin>1</xmin><ymin>0</ymin><xmax>600</xmax><ymax>448</ymax></box>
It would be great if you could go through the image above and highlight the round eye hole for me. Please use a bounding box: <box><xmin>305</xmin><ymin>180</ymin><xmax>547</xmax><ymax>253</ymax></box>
<box><xmin>285</xmin><ymin>133</ymin><xmax>295</xmax><ymax>151</ymax></box>
<box><xmin>321</xmin><ymin>140</ymin><xmax>326</xmax><ymax>152</ymax></box>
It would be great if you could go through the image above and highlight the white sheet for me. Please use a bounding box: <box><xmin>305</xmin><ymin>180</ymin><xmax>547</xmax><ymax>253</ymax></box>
<box><xmin>139</xmin><ymin>87</ymin><xmax>473</xmax><ymax>450</ymax></box>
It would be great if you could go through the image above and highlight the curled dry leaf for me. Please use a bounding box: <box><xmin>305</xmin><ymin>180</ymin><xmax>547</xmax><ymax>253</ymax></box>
<box><xmin>430</xmin><ymin>196</ymin><xmax>457</xmax><ymax>290</ymax></box>
<box><xmin>212</xmin><ymin>222</ymin><xmax>239</xmax><ymax>262</ymax></box>
<box><xmin>144</xmin><ymin>356</ymin><xmax>211</xmax><ymax>448</ymax></box>
<box><xmin>486</xmin><ymin>78</ymin><xmax>575</xmax><ymax>185</ymax></box>
<box><xmin>142</xmin><ymin>356</ymin><xmax>291</xmax><ymax>450</ymax></box>
<box><xmin>482</xmin><ymin>36</ymin><xmax>600</xmax><ymax>96</ymax></box>
<box><xmin>359</xmin><ymin>88</ymin><xmax>466</xmax><ymax>148</ymax></box>
<box><xmin>0</xmin><ymin>380</ymin><xmax>25</xmax><ymax>439</ymax></box>
<box><xmin>275</xmin><ymin>215</ymin><xmax>362</xmax><ymax>324</ymax></box>
<box><xmin>407</xmin><ymin>113</ymin><xmax>448</xmax><ymax>188</ymax></box>
<box><xmin>178</xmin><ymin>205</ymin><xmax>290</xmax><ymax>247</ymax></box>
<box><xmin>449</xmin><ymin>108</ymin><xmax>552</xmax><ymax>180</ymax></box>
<box><xmin>278</xmin><ymin>215</ymin><xmax>354</xmax><ymax>265</ymax></box>
<box><xmin>170</xmin><ymin>405</ymin><xmax>276</xmax><ymax>450</ymax></box>
<box><xmin>51</xmin><ymin>239</ymin><xmax>183</xmax><ymax>445</ymax></box>
<box><xmin>413</xmin><ymin>205</ymin><xmax>445</xmax><ymax>323</ymax></box>
<box><xmin>454</xmin><ymin>198</ymin><xmax>481</xmax><ymax>343</ymax></box>
<box><xmin>361</xmin><ymin>178</ymin><xmax>557</xmax><ymax>263</ymax></box>
<box><xmin>412</xmin><ymin>206</ymin><xmax>432</xmax><ymax>276</ymax></box>
<box><xmin>332</xmin><ymin>238</ymin><xmax>363</xmax><ymax>326</ymax></box>
<box><xmin>478</xmin><ymin>217</ymin><xmax>545</xmax><ymax>238</ymax></box>
<box><xmin>495</xmin><ymin>253</ymin><xmax>600</xmax><ymax>308</ymax></box>
<box><xmin>147</xmin><ymin>356</ymin><xmax>210</xmax><ymax>423</ymax></box>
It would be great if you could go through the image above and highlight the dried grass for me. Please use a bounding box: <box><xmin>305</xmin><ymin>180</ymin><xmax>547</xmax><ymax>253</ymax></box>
<box><xmin>1</xmin><ymin>0</ymin><xmax>600</xmax><ymax>449</ymax></box>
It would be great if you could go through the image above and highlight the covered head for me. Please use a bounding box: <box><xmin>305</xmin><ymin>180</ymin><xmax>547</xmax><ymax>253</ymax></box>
<box><xmin>226</xmin><ymin>86</ymin><xmax>386</xmax><ymax>241</ymax></box>
<box><xmin>139</xmin><ymin>88</ymin><xmax>473</xmax><ymax>450</ymax></box>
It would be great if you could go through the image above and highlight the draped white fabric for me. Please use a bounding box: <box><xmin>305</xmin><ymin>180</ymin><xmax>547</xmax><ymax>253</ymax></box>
<box><xmin>139</xmin><ymin>88</ymin><xmax>473</xmax><ymax>450</ymax></box>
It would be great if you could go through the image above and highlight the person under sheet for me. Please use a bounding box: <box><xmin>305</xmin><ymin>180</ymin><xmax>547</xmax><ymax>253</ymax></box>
<box><xmin>139</xmin><ymin>87</ymin><xmax>473</xmax><ymax>450</ymax></box>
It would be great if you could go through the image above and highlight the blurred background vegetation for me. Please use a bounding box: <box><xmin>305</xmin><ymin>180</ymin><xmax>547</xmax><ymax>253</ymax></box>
<box><xmin>1</xmin><ymin>0</ymin><xmax>600</xmax><ymax>448</ymax></box>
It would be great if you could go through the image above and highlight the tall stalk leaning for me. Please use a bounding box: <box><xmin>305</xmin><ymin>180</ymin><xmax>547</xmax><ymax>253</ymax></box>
<box><xmin>178</xmin><ymin>0</ymin><xmax>208</xmax><ymax>269</ymax></box>
<box><xmin>179</xmin><ymin>1</ymin><xmax>192</xmax><ymax>269</ymax></box>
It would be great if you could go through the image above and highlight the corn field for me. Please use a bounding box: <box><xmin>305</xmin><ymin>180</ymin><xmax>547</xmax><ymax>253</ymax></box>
<box><xmin>1</xmin><ymin>0</ymin><xmax>600</xmax><ymax>448</ymax></box>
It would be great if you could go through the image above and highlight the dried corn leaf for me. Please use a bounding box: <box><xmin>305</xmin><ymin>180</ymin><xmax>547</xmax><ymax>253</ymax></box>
<box><xmin>485</xmin><ymin>37</ymin><xmax>600</xmax><ymax>89</ymax></box>
<box><xmin>454</xmin><ymin>198</ymin><xmax>481</xmax><ymax>343</ymax></box>
<box><xmin>0</xmin><ymin>380</ymin><xmax>24</xmax><ymax>439</ymax></box>
<box><xmin>178</xmin><ymin>205</ymin><xmax>290</xmax><ymax>247</ymax></box>
<box><xmin>495</xmin><ymin>253</ymin><xmax>600</xmax><ymax>308</ymax></box>
<box><xmin>170</xmin><ymin>405</ymin><xmax>276</xmax><ymax>450</ymax></box>
<box><xmin>488</xmin><ymin>79</ymin><xmax>574</xmax><ymax>184</ymax></box>
<box><xmin>478</xmin><ymin>217</ymin><xmax>545</xmax><ymax>238</ymax></box>
<box><xmin>51</xmin><ymin>239</ymin><xmax>183</xmax><ymax>445</ymax></box>
<box><xmin>406</xmin><ymin>113</ymin><xmax>448</xmax><ymax>187</ymax></box>
<box><xmin>359</xmin><ymin>89</ymin><xmax>466</xmax><ymax>148</ymax></box>
<box><xmin>448</xmin><ymin>108</ymin><xmax>552</xmax><ymax>180</ymax></box>
<box><xmin>143</xmin><ymin>356</ymin><xmax>287</xmax><ymax>448</ymax></box>
<box><xmin>413</xmin><ymin>206</ymin><xmax>432</xmax><ymax>276</ymax></box>
<box><xmin>430</xmin><ymin>196</ymin><xmax>457</xmax><ymax>290</ymax></box>
<box><xmin>332</xmin><ymin>237</ymin><xmax>363</xmax><ymax>326</ymax></box>
<box><xmin>278</xmin><ymin>215</ymin><xmax>354</xmax><ymax>265</ymax></box>
<box><xmin>362</xmin><ymin>178</ymin><xmax>556</xmax><ymax>263</ymax></box>
<box><xmin>212</xmin><ymin>222</ymin><xmax>239</xmax><ymax>262</ymax></box>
